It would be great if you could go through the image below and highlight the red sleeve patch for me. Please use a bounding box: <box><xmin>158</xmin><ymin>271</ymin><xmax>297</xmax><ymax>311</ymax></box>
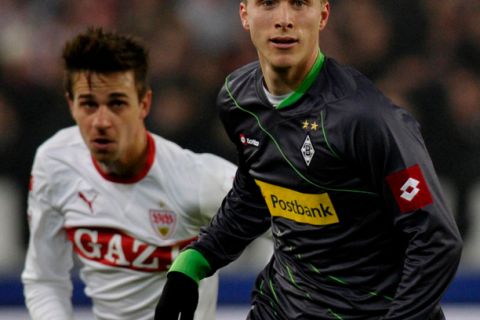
<box><xmin>385</xmin><ymin>164</ymin><xmax>433</xmax><ymax>213</ymax></box>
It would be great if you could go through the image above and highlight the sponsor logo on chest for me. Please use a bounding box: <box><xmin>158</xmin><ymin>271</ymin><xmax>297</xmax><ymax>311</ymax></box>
<box><xmin>255</xmin><ymin>180</ymin><xmax>339</xmax><ymax>225</ymax></box>
<box><xmin>66</xmin><ymin>227</ymin><xmax>195</xmax><ymax>272</ymax></box>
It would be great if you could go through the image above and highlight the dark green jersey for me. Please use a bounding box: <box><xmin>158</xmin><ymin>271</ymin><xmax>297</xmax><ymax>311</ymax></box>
<box><xmin>192</xmin><ymin>57</ymin><xmax>462</xmax><ymax>320</ymax></box>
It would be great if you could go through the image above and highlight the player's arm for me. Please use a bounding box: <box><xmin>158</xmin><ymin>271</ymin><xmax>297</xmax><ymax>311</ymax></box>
<box><xmin>196</xmin><ymin>153</ymin><xmax>274</xmax><ymax>246</ymax></box>
<box><xmin>154</xmin><ymin>79</ymin><xmax>272</xmax><ymax>320</ymax></box>
<box><xmin>155</xmin><ymin>160</ymin><xmax>271</xmax><ymax>320</ymax></box>
<box><xmin>22</xmin><ymin>155</ymin><xmax>75</xmax><ymax>320</ymax></box>
<box><xmin>193</xmin><ymin>159</ymin><xmax>272</xmax><ymax>269</ymax></box>
<box><xmin>351</xmin><ymin>101</ymin><xmax>462</xmax><ymax>319</ymax></box>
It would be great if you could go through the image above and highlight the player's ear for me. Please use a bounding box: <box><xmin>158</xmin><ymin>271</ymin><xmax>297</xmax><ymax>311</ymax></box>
<box><xmin>139</xmin><ymin>90</ymin><xmax>152</xmax><ymax>119</ymax></box>
<box><xmin>239</xmin><ymin>2</ymin><xmax>250</xmax><ymax>31</ymax></box>
<box><xmin>66</xmin><ymin>92</ymin><xmax>75</xmax><ymax>116</ymax></box>
<box><xmin>319</xmin><ymin>2</ymin><xmax>330</xmax><ymax>31</ymax></box>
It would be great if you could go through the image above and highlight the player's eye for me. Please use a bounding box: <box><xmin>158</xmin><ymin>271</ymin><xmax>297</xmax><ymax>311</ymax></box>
<box><xmin>79</xmin><ymin>100</ymin><xmax>98</xmax><ymax>109</ymax></box>
<box><xmin>292</xmin><ymin>0</ymin><xmax>308</xmax><ymax>7</ymax></box>
<box><xmin>109</xmin><ymin>100</ymin><xmax>127</xmax><ymax>109</ymax></box>
<box><xmin>260</xmin><ymin>0</ymin><xmax>275</xmax><ymax>7</ymax></box>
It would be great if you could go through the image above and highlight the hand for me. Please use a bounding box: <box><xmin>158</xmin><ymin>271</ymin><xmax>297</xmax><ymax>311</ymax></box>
<box><xmin>154</xmin><ymin>271</ymin><xmax>199</xmax><ymax>320</ymax></box>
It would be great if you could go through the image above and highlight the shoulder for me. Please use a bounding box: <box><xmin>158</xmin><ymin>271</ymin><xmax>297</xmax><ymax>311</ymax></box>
<box><xmin>224</xmin><ymin>61</ymin><xmax>260</xmax><ymax>90</ymax></box>
<box><xmin>322</xmin><ymin>58</ymin><xmax>416</xmax><ymax>128</ymax></box>
<box><xmin>150</xmin><ymin>133</ymin><xmax>197</xmax><ymax>167</ymax></box>
<box><xmin>35</xmin><ymin>126</ymin><xmax>86</xmax><ymax>165</ymax></box>
<box><xmin>321</xmin><ymin>58</ymin><xmax>379</xmax><ymax>107</ymax></box>
<box><xmin>318</xmin><ymin>59</ymin><xmax>422</xmax><ymax>158</ymax></box>
<box><xmin>151</xmin><ymin>133</ymin><xmax>236</xmax><ymax>176</ymax></box>
<box><xmin>217</xmin><ymin>61</ymin><xmax>261</xmax><ymax>109</ymax></box>
<box><xmin>30</xmin><ymin>126</ymin><xmax>87</xmax><ymax>198</ymax></box>
<box><xmin>193</xmin><ymin>153</ymin><xmax>237</xmax><ymax>179</ymax></box>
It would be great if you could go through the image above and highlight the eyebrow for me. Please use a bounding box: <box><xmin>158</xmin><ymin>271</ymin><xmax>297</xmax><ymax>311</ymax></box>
<box><xmin>77</xmin><ymin>92</ymin><xmax>129</xmax><ymax>100</ymax></box>
<box><xmin>78</xmin><ymin>93</ymin><xmax>95</xmax><ymax>100</ymax></box>
<box><xmin>109</xmin><ymin>93</ymin><xmax>129</xmax><ymax>99</ymax></box>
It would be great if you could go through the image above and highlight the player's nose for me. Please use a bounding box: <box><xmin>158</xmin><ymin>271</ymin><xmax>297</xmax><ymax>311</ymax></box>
<box><xmin>92</xmin><ymin>105</ymin><xmax>113</xmax><ymax>129</ymax></box>
<box><xmin>275</xmin><ymin>2</ymin><xmax>294</xmax><ymax>29</ymax></box>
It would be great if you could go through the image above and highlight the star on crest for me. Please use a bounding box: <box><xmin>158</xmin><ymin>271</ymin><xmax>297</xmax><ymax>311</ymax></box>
<box><xmin>310</xmin><ymin>121</ymin><xmax>319</xmax><ymax>131</ymax></box>
<box><xmin>302</xmin><ymin>120</ymin><xmax>309</xmax><ymax>129</ymax></box>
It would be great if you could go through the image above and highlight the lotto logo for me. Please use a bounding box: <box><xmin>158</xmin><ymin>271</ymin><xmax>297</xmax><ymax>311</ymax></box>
<box><xmin>386</xmin><ymin>164</ymin><xmax>433</xmax><ymax>213</ymax></box>
<box><xmin>240</xmin><ymin>134</ymin><xmax>247</xmax><ymax>145</ymax></box>
<box><xmin>239</xmin><ymin>133</ymin><xmax>259</xmax><ymax>147</ymax></box>
<box><xmin>400</xmin><ymin>178</ymin><xmax>420</xmax><ymax>201</ymax></box>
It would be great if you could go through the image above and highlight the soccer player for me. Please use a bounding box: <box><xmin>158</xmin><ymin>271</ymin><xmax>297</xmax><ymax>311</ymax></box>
<box><xmin>21</xmin><ymin>27</ymin><xmax>236</xmax><ymax>320</ymax></box>
<box><xmin>155</xmin><ymin>1</ymin><xmax>463</xmax><ymax>319</ymax></box>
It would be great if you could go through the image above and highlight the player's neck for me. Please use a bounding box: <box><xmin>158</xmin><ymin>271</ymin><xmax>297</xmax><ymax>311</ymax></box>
<box><xmin>261</xmin><ymin>52</ymin><xmax>318</xmax><ymax>96</ymax></box>
<box><xmin>98</xmin><ymin>132</ymin><xmax>149</xmax><ymax>178</ymax></box>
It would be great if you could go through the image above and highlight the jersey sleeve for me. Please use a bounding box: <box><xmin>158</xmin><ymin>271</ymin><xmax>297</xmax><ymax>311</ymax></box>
<box><xmin>193</xmin><ymin>160</ymin><xmax>272</xmax><ymax>272</ymax></box>
<box><xmin>346</xmin><ymin>97</ymin><xmax>462</xmax><ymax>319</ymax></box>
<box><xmin>21</xmin><ymin>151</ymin><xmax>75</xmax><ymax>320</ymax></box>
<box><xmin>191</xmin><ymin>87</ymin><xmax>272</xmax><ymax>272</ymax></box>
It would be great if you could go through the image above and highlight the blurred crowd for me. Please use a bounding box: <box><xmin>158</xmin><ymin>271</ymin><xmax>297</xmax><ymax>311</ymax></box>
<box><xmin>0</xmin><ymin>0</ymin><xmax>479</xmax><ymax>264</ymax></box>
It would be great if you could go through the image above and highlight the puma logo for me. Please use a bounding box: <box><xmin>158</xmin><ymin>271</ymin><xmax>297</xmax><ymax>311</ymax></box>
<box><xmin>78</xmin><ymin>192</ymin><xmax>98</xmax><ymax>214</ymax></box>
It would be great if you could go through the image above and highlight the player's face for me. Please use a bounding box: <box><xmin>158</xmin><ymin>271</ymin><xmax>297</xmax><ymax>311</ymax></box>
<box><xmin>240</xmin><ymin>0</ymin><xmax>329</xmax><ymax>71</ymax></box>
<box><xmin>68</xmin><ymin>71</ymin><xmax>151</xmax><ymax>167</ymax></box>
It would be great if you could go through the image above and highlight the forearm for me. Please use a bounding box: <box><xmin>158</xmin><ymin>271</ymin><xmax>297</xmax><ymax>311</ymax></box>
<box><xmin>169</xmin><ymin>249</ymin><xmax>212</xmax><ymax>284</ymax></box>
<box><xmin>188</xmin><ymin>165</ymin><xmax>271</xmax><ymax>273</ymax></box>
<box><xmin>382</xmin><ymin>215</ymin><xmax>462</xmax><ymax>319</ymax></box>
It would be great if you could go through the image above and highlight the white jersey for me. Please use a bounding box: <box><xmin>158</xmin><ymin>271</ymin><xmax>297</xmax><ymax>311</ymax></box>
<box><xmin>22</xmin><ymin>126</ymin><xmax>236</xmax><ymax>320</ymax></box>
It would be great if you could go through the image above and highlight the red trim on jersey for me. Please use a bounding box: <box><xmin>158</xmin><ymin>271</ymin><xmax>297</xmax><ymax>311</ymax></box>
<box><xmin>386</xmin><ymin>164</ymin><xmax>433</xmax><ymax>213</ymax></box>
<box><xmin>29</xmin><ymin>175</ymin><xmax>34</xmax><ymax>191</ymax></box>
<box><xmin>92</xmin><ymin>132</ymin><xmax>156</xmax><ymax>184</ymax></box>
<box><xmin>66</xmin><ymin>226</ymin><xmax>196</xmax><ymax>272</ymax></box>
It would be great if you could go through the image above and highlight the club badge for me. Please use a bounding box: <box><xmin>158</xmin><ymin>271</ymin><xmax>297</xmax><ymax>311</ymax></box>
<box><xmin>149</xmin><ymin>208</ymin><xmax>177</xmax><ymax>239</ymax></box>
<box><xmin>301</xmin><ymin>135</ymin><xmax>315</xmax><ymax>166</ymax></box>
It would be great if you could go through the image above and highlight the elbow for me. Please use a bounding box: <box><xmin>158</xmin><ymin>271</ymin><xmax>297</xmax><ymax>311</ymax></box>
<box><xmin>445</xmin><ymin>229</ymin><xmax>463</xmax><ymax>264</ymax></box>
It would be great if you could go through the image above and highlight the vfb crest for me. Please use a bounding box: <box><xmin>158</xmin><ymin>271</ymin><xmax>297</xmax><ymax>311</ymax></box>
<box><xmin>149</xmin><ymin>209</ymin><xmax>177</xmax><ymax>239</ymax></box>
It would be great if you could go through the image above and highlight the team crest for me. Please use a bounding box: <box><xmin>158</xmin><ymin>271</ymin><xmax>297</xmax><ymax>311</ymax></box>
<box><xmin>149</xmin><ymin>209</ymin><xmax>177</xmax><ymax>239</ymax></box>
<box><xmin>301</xmin><ymin>135</ymin><xmax>315</xmax><ymax>166</ymax></box>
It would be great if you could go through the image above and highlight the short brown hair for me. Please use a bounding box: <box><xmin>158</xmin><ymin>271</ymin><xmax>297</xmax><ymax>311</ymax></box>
<box><xmin>62</xmin><ymin>27</ymin><xmax>149</xmax><ymax>100</ymax></box>
<box><xmin>242</xmin><ymin>0</ymin><xmax>328</xmax><ymax>3</ymax></box>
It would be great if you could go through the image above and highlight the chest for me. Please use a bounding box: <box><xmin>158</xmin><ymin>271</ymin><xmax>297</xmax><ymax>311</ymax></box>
<box><xmin>55</xmin><ymin>165</ymin><xmax>200</xmax><ymax>244</ymax></box>
<box><xmin>228</xmin><ymin>105</ymin><xmax>383</xmax><ymax>227</ymax></box>
<box><xmin>233</xmin><ymin>108</ymin><xmax>355</xmax><ymax>190</ymax></box>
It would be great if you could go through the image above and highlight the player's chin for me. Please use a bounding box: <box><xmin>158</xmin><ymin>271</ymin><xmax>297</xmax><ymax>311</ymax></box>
<box><xmin>268</xmin><ymin>51</ymin><xmax>298</xmax><ymax>68</ymax></box>
<box><xmin>91</xmin><ymin>150</ymin><xmax>115</xmax><ymax>163</ymax></box>
<box><xmin>270</xmin><ymin>57</ymin><xmax>296</xmax><ymax>71</ymax></box>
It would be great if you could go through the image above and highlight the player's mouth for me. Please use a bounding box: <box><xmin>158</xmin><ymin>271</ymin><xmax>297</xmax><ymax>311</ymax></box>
<box><xmin>270</xmin><ymin>36</ymin><xmax>298</xmax><ymax>49</ymax></box>
<box><xmin>91</xmin><ymin>138</ymin><xmax>115</xmax><ymax>151</ymax></box>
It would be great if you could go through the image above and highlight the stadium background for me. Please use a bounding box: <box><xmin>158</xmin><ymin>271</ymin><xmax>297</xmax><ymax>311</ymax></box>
<box><xmin>0</xmin><ymin>0</ymin><xmax>479</xmax><ymax>318</ymax></box>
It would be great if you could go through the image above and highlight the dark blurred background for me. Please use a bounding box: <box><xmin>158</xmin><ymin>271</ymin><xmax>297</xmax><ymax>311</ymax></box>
<box><xmin>0</xmin><ymin>0</ymin><xmax>479</xmax><ymax>309</ymax></box>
